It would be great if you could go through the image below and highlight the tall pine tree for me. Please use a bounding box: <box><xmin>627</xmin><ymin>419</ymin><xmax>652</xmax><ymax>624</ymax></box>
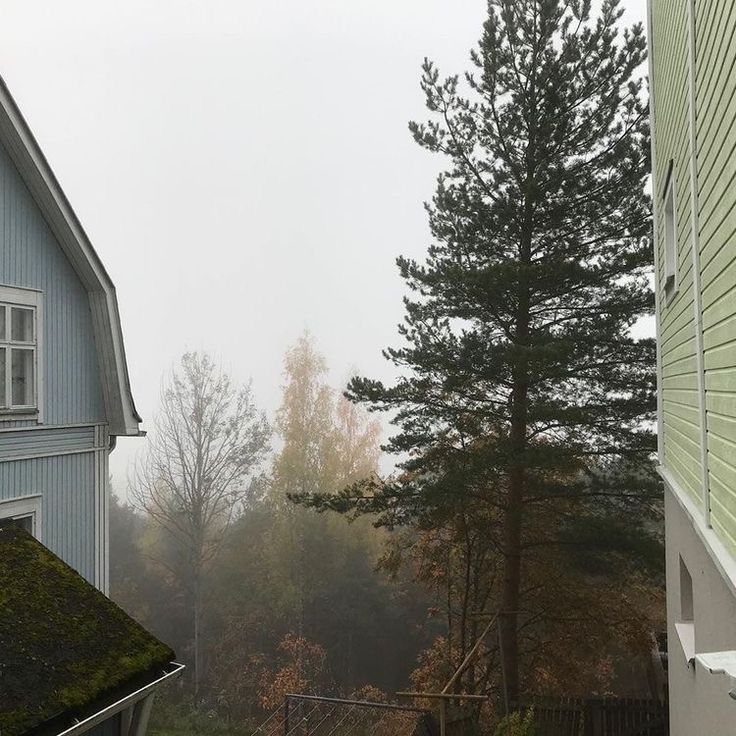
<box><xmin>297</xmin><ymin>0</ymin><xmax>656</xmax><ymax>702</ymax></box>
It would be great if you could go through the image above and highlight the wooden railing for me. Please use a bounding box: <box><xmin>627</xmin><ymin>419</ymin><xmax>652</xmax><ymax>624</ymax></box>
<box><xmin>512</xmin><ymin>696</ymin><xmax>668</xmax><ymax>736</ymax></box>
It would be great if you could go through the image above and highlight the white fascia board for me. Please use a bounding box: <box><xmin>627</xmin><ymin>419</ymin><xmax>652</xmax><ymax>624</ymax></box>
<box><xmin>55</xmin><ymin>662</ymin><xmax>185</xmax><ymax>736</ymax></box>
<box><xmin>0</xmin><ymin>76</ymin><xmax>141</xmax><ymax>435</ymax></box>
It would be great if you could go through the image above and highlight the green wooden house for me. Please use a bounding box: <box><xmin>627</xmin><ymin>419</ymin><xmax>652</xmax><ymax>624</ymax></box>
<box><xmin>649</xmin><ymin>0</ymin><xmax>736</xmax><ymax>731</ymax></box>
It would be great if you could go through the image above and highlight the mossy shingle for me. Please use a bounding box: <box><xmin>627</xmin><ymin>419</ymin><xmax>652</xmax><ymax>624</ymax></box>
<box><xmin>0</xmin><ymin>525</ymin><xmax>174</xmax><ymax>736</ymax></box>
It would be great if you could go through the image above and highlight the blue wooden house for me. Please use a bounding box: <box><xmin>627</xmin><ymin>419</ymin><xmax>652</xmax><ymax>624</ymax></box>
<box><xmin>0</xmin><ymin>76</ymin><xmax>180</xmax><ymax>735</ymax></box>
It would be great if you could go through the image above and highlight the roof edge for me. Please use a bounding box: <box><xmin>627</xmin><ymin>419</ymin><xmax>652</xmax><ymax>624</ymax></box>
<box><xmin>53</xmin><ymin>663</ymin><xmax>185</xmax><ymax>736</ymax></box>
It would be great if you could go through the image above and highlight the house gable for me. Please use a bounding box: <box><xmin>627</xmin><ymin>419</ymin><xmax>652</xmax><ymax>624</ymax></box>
<box><xmin>0</xmin><ymin>141</ymin><xmax>105</xmax><ymax>426</ymax></box>
<box><xmin>0</xmin><ymin>76</ymin><xmax>141</xmax><ymax>436</ymax></box>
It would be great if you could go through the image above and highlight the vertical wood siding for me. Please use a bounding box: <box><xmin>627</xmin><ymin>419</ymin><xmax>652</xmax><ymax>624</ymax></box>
<box><xmin>0</xmin><ymin>140</ymin><xmax>105</xmax><ymax>426</ymax></box>
<box><xmin>696</xmin><ymin>0</ymin><xmax>736</xmax><ymax>552</ymax></box>
<box><xmin>0</xmin><ymin>136</ymin><xmax>111</xmax><ymax>585</ymax></box>
<box><xmin>652</xmin><ymin>0</ymin><xmax>703</xmax><ymax>510</ymax></box>
<box><xmin>0</xmin><ymin>449</ymin><xmax>100</xmax><ymax>583</ymax></box>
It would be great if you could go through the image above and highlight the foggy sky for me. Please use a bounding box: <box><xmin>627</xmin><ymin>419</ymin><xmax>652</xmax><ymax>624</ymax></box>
<box><xmin>0</xmin><ymin>0</ymin><xmax>647</xmax><ymax>490</ymax></box>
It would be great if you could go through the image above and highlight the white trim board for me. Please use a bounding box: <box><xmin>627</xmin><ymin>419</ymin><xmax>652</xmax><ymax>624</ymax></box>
<box><xmin>646</xmin><ymin>0</ymin><xmax>665</xmax><ymax>467</ymax></box>
<box><xmin>0</xmin><ymin>421</ymin><xmax>106</xmax><ymax>434</ymax></box>
<box><xmin>0</xmin><ymin>447</ymin><xmax>100</xmax><ymax>464</ymax></box>
<box><xmin>55</xmin><ymin>663</ymin><xmax>185</xmax><ymax>736</ymax></box>
<box><xmin>93</xmin><ymin>424</ymin><xmax>110</xmax><ymax>594</ymax></box>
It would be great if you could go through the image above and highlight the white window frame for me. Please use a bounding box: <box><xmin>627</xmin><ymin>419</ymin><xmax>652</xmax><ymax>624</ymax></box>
<box><xmin>0</xmin><ymin>494</ymin><xmax>43</xmax><ymax>540</ymax></box>
<box><xmin>0</xmin><ymin>285</ymin><xmax>43</xmax><ymax>422</ymax></box>
<box><xmin>663</xmin><ymin>163</ymin><xmax>679</xmax><ymax>303</ymax></box>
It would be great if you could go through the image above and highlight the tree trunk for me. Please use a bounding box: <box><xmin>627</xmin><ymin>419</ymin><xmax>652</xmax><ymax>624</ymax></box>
<box><xmin>499</xmin><ymin>84</ymin><xmax>535</xmax><ymax>701</ymax></box>
<box><xmin>500</xmin><ymin>250</ymin><xmax>531</xmax><ymax>706</ymax></box>
<box><xmin>499</xmin><ymin>463</ymin><xmax>524</xmax><ymax>706</ymax></box>
<box><xmin>193</xmin><ymin>567</ymin><xmax>202</xmax><ymax>696</ymax></box>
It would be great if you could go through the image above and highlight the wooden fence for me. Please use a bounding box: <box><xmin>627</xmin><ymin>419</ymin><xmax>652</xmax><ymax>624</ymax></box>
<box><xmin>512</xmin><ymin>696</ymin><xmax>668</xmax><ymax>736</ymax></box>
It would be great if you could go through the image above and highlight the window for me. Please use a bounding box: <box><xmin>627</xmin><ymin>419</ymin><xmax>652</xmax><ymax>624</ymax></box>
<box><xmin>0</xmin><ymin>495</ymin><xmax>42</xmax><ymax>538</ymax></box>
<box><xmin>663</xmin><ymin>162</ymin><xmax>678</xmax><ymax>300</ymax></box>
<box><xmin>675</xmin><ymin>556</ymin><xmax>695</xmax><ymax>662</ymax></box>
<box><xmin>680</xmin><ymin>556</ymin><xmax>694</xmax><ymax>622</ymax></box>
<box><xmin>0</xmin><ymin>286</ymin><xmax>42</xmax><ymax>418</ymax></box>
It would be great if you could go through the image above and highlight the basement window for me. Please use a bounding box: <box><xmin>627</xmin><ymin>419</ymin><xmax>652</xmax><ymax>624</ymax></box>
<box><xmin>663</xmin><ymin>162</ymin><xmax>678</xmax><ymax>301</ymax></box>
<box><xmin>675</xmin><ymin>556</ymin><xmax>695</xmax><ymax>663</ymax></box>
<box><xmin>0</xmin><ymin>495</ymin><xmax>42</xmax><ymax>538</ymax></box>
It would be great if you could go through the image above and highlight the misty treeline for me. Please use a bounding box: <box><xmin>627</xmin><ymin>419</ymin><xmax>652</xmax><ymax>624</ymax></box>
<box><xmin>113</xmin><ymin>0</ymin><xmax>666</xmax><ymax>732</ymax></box>
<box><xmin>111</xmin><ymin>336</ymin><xmax>437</xmax><ymax>724</ymax></box>
<box><xmin>112</xmin><ymin>333</ymin><xmax>663</xmax><ymax>735</ymax></box>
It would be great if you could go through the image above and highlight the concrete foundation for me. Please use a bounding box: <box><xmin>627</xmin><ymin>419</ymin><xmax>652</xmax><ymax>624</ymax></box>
<box><xmin>665</xmin><ymin>485</ymin><xmax>736</xmax><ymax>734</ymax></box>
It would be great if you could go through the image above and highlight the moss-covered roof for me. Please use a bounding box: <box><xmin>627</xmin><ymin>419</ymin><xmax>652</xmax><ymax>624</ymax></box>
<box><xmin>0</xmin><ymin>525</ymin><xmax>175</xmax><ymax>736</ymax></box>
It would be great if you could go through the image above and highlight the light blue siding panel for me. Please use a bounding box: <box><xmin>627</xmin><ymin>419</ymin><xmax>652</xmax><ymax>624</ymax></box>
<box><xmin>0</xmin><ymin>452</ymin><xmax>98</xmax><ymax>582</ymax></box>
<box><xmin>0</xmin><ymin>424</ymin><xmax>96</xmax><ymax>459</ymax></box>
<box><xmin>0</xmin><ymin>140</ymin><xmax>105</xmax><ymax>426</ymax></box>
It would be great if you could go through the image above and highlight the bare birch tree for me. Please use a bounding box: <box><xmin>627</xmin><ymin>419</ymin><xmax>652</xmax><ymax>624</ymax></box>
<box><xmin>131</xmin><ymin>351</ymin><xmax>270</xmax><ymax>693</ymax></box>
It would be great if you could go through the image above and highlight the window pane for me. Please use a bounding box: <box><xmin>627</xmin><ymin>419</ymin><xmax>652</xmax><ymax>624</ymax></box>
<box><xmin>11</xmin><ymin>308</ymin><xmax>33</xmax><ymax>342</ymax></box>
<box><xmin>0</xmin><ymin>515</ymin><xmax>32</xmax><ymax>533</ymax></box>
<box><xmin>11</xmin><ymin>349</ymin><xmax>33</xmax><ymax>406</ymax></box>
<box><xmin>0</xmin><ymin>348</ymin><xmax>5</xmax><ymax>407</ymax></box>
<box><xmin>0</xmin><ymin>307</ymin><xmax>5</xmax><ymax>341</ymax></box>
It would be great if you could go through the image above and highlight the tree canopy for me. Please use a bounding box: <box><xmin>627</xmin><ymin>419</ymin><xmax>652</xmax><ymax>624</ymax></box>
<box><xmin>296</xmin><ymin>0</ymin><xmax>659</xmax><ymax>704</ymax></box>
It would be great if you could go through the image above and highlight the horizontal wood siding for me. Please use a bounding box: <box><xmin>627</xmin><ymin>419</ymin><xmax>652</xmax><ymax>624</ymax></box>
<box><xmin>0</xmin><ymin>140</ymin><xmax>105</xmax><ymax>426</ymax></box>
<box><xmin>696</xmin><ymin>0</ymin><xmax>736</xmax><ymax>553</ymax></box>
<box><xmin>653</xmin><ymin>0</ymin><xmax>703</xmax><ymax>509</ymax></box>
<box><xmin>0</xmin><ymin>424</ymin><xmax>96</xmax><ymax>460</ymax></box>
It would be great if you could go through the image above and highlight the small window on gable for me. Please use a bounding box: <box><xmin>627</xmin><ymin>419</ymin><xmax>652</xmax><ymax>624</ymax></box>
<box><xmin>0</xmin><ymin>286</ymin><xmax>42</xmax><ymax>419</ymax></box>
<box><xmin>663</xmin><ymin>163</ymin><xmax>678</xmax><ymax>300</ymax></box>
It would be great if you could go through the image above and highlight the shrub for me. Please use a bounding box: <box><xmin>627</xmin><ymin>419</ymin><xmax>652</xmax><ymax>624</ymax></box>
<box><xmin>494</xmin><ymin>709</ymin><xmax>536</xmax><ymax>736</ymax></box>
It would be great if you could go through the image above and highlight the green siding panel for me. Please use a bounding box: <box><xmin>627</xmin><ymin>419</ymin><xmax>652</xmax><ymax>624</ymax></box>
<box><xmin>652</xmin><ymin>0</ymin><xmax>703</xmax><ymax>509</ymax></box>
<box><xmin>696</xmin><ymin>0</ymin><xmax>736</xmax><ymax>545</ymax></box>
<box><xmin>654</xmin><ymin>0</ymin><xmax>736</xmax><ymax>548</ymax></box>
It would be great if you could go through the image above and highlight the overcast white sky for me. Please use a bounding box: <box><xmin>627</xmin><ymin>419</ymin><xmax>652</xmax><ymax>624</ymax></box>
<box><xmin>0</xmin><ymin>0</ymin><xmax>647</xmax><ymax>489</ymax></box>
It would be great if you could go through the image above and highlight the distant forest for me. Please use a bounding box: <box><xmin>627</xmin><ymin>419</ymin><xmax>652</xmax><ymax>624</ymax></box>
<box><xmin>110</xmin><ymin>336</ymin><xmax>437</xmax><ymax>726</ymax></box>
<box><xmin>110</xmin><ymin>333</ymin><xmax>662</xmax><ymax>733</ymax></box>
